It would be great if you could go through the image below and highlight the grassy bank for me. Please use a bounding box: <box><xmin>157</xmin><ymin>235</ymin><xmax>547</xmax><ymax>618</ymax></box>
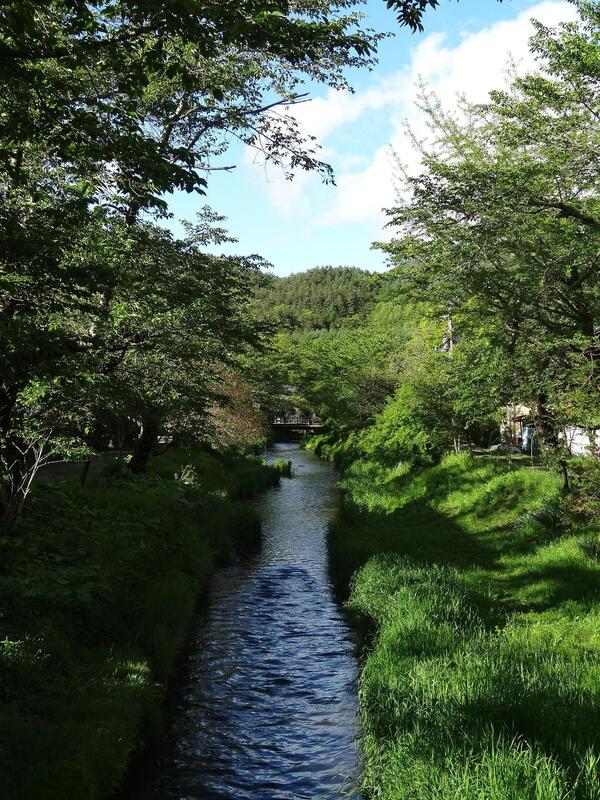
<box><xmin>329</xmin><ymin>453</ymin><xmax>600</xmax><ymax>799</ymax></box>
<box><xmin>0</xmin><ymin>446</ymin><xmax>286</xmax><ymax>800</ymax></box>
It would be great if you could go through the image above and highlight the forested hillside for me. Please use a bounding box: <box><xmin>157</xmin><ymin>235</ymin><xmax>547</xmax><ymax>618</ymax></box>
<box><xmin>252</xmin><ymin>266</ymin><xmax>376</xmax><ymax>331</ymax></box>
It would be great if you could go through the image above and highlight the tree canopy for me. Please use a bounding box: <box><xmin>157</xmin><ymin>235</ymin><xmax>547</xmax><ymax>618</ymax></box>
<box><xmin>0</xmin><ymin>1</ymin><xmax>386</xmax><ymax>527</ymax></box>
<box><xmin>252</xmin><ymin>266</ymin><xmax>377</xmax><ymax>331</ymax></box>
<box><xmin>374</xmin><ymin>0</ymin><xmax>600</xmax><ymax>462</ymax></box>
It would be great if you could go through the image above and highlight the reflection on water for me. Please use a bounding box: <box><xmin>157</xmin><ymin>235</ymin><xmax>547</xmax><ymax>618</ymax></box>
<box><xmin>138</xmin><ymin>443</ymin><xmax>360</xmax><ymax>800</ymax></box>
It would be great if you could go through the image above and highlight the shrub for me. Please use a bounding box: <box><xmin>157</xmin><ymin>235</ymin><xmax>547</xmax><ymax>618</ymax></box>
<box><xmin>357</xmin><ymin>385</ymin><xmax>446</xmax><ymax>467</ymax></box>
<box><xmin>0</xmin><ymin>446</ymin><xmax>277</xmax><ymax>799</ymax></box>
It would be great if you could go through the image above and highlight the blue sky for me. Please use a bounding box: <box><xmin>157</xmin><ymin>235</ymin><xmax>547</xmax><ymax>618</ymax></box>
<box><xmin>165</xmin><ymin>0</ymin><xmax>577</xmax><ymax>276</ymax></box>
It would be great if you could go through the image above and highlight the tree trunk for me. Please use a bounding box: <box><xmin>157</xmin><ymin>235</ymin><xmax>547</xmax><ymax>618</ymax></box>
<box><xmin>534</xmin><ymin>392</ymin><xmax>557</xmax><ymax>450</ymax></box>
<box><xmin>80</xmin><ymin>458</ymin><xmax>92</xmax><ymax>487</ymax></box>
<box><xmin>535</xmin><ymin>393</ymin><xmax>571</xmax><ymax>493</ymax></box>
<box><xmin>129</xmin><ymin>416</ymin><xmax>159</xmax><ymax>474</ymax></box>
<box><xmin>0</xmin><ymin>434</ymin><xmax>29</xmax><ymax>531</ymax></box>
<box><xmin>559</xmin><ymin>459</ymin><xmax>570</xmax><ymax>495</ymax></box>
<box><xmin>0</xmin><ymin>386</ymin><xmax>23</xmax><ymax>530</ymax></box>
<box><xmin>1</xmin><ymin>479</ymin><xmax>19</xmax><ymax>530</ymax></box>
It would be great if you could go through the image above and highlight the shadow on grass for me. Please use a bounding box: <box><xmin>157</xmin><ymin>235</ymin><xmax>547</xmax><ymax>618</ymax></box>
<box><xmin>328</xmin><ymin>500</ymin><xmax>497</xmax><ymax>600</ymax></box>
<box><xmin>500</xmin><ymin>560</ymin><xmax>600</xmax><ymax>610</ymax></box>
<box><xmin>331</xmin><ymin>455</ymin><xmax>600</xmax><ymax>799</ymax></box>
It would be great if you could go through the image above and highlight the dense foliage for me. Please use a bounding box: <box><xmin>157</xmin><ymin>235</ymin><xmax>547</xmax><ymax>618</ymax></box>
<box><xmin>252</xmin><ymin>266</ymin><xmax>376</xmax><ymax>331</ymax></box>
<box><xmin>0</xmin><ymin>0</ymin><xmax>387</xmax><ymax>528</ymax></box>
<box><xmin>0</xmin><ymin>448</ymin><xmax>286</xmax><ymax>799</ymax></box>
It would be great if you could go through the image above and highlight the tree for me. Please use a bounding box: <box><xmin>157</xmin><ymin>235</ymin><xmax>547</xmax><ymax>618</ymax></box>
<box><xmin>207</xmin><ymin>368</ymin><xmax>270</xmax><ymax>453</ymax></box>
<box><xmin>255</xmin><ymin>298</ymin><xmax>411</xmax><ymax>430</ymax></box>
<box><xmin>0</xmin><ymin>1</ymin><xmax>385</xmax><ymax>527</ymax></box>
<box><xmin>108</xmin><ymin>216</ymin><xmax>266</xmax><ymax>474</ymax></box>
<box><xmin>0</xmin><ymin>209</ymin><xmax>265</xmax><ymax>524</ymax></box>
<box><xmin>386</xmin><ymin>0</ymin><xmax>503</xmax><ymax>32</ymax></box>
<box><xmin>1</xmin><ymin>2</ymin><xmax>381</xmax><ymax>211</ymax></box>
<box><xmin>379</xmin><ymin>2</ymin><xmax>600</xmax><ymax>450</ymax></box>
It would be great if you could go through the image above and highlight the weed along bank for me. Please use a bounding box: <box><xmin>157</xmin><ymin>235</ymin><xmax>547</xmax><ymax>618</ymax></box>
<box><xmin>0</xmin><ymin>448</ymin><xmax>288</xmax><ymax>799</ymax></box>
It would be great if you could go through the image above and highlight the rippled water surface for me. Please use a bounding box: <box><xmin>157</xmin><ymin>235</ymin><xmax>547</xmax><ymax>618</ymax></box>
<box><xmin>138</xmin><ymin>443</ymin><xmax>360</xmax><ymax>800</ymax></box>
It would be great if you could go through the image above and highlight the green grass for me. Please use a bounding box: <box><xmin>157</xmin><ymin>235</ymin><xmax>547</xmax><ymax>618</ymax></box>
<box><xmin>0</xmin><ymin>446</ymin><xmax>281</xmax><ymax>800</ymax></box>
<box><xmin>304</xmin><ymin>431</ymin><xmax>358</xmax><ymax>468</ymax></box>
<box><xmin>146</xmin><ymin>443</ymin><xmax>289</xmax><ymax>497</ymax></box>
<box><xmin>329</xmin><ymin>453</ymin><xmax>600</xmax><ymax>800</ymax></box>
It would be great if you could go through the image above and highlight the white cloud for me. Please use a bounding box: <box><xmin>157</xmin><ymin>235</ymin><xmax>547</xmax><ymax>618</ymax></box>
<box><xmin>323</xmin><ymin>0</ymin><xmax>578</xmax><ymax>226</ymax></box>
<box><xmin>246</xmin><ymin>1</ymin><xmax>578</xmax><ymax>228</ymax></box>
<box><xmin>286</xmin><ymin>80</ymin><xmax>404</xmax><ymax>142</ymax></box>
<box><xmin>324</xmin><ymin>145</ymin><xmax>397</xmax><ymax>226</ymax></box>
<box><xmin>241</xmin><ymin>66</ymin><xmax>409</xmax><ymax>217</ymax></box>
<box><xmin>241</xmin><ymin>142</ymin><xmax>319</xmax><ymax>217</ymax></box>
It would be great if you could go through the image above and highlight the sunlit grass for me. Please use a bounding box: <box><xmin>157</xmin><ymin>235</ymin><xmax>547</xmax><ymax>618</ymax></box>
<box><xmin>330</xmin><ymin>453</ymin><xmax>600</xmax><ymax>799</ymax></box>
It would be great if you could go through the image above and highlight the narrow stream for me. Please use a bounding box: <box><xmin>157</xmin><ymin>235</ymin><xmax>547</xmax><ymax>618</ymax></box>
<box><xmin>137</xmin><ymin>443</ymin><xmax>361</xmax><ymax>799</ymax></box>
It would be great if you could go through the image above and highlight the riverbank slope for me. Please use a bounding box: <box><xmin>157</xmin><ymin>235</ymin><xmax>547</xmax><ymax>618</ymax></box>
<box><xmin>0</xmin><ymin>446</ymin><xmax>287</xmax><ymax>800</ymax></box>
<box><xmin>329</xmin><ymin>453</ymin><xmax>600</xmax><ymax>799</ymax></box>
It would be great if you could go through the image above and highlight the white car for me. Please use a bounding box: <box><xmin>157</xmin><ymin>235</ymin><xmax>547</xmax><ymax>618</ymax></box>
<box><xmin>489</xmin><ymin>443</ymin><xmax>522</xmax><ymax>454</ymax></box>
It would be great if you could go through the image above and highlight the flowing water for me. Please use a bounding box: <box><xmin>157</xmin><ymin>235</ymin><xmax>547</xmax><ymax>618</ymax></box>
<box><xmin>137</xmin><ymin>443</ymin><xmax>360</xmax><ymax>800</ymax></box>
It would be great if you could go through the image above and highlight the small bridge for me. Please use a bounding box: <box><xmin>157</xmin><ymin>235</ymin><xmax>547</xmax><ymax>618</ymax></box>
<box><xmin>271</xmin><ymin>415</ymin><xmax>324</xmax><ymax>433</ymax></box>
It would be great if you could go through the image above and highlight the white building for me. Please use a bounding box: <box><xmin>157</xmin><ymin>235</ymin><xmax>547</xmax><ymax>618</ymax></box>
<box><xmin>559</xmin><ymin>426</ymin><xmax>600</xmax><ymax>457</ymax></box>
<box><xmin>503</xmin><ymin>403</ymin><xmax>599</xmax><ymax>458</ymax></box>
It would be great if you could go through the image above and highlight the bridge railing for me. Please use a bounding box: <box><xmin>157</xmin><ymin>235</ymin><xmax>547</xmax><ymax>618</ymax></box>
<box><xmin>271</xmin><ymin>415</ymin><xmax>322</xmax><ymax>426</ymax></box>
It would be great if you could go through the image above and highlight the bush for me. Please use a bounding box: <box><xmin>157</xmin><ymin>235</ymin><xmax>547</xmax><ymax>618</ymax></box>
<box><xmin>356</xmin><ymin>385</ymin><xmax>446</xmax><ymax>467</ymax></box>
<box><xmin>0</xmin><ymin>447</ymin><xmax>277</xmax><ymax>799</ymax></box>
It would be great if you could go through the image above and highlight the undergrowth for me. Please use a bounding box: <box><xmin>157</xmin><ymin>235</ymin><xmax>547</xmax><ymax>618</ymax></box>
<box><xmin>0</xmin><ymin>446</ymin><xmax>282</xmax><ymax>800</ymax></box>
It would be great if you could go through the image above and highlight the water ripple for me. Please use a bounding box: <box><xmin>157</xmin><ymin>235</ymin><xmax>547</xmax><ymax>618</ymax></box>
<box><xmin>137</xmin><ymin>444</ymin><xmax>360</xmax><ymax>800</ymax></box>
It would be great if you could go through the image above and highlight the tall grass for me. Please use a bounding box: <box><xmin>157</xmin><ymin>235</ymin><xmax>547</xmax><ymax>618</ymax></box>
<box><xmin>146</xmin><ymin>444</ymin><xmax>286</xmax><ymax>497</ymax></box>
<box><xmin>0</xmin><ymin>447</ymin><xmax>278</xmax><ymax>800</ymax></box>
<box><xmin>330</xmin><ymin>453</ymin><xmax>600</xmax><ymax>799</ymax></box>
